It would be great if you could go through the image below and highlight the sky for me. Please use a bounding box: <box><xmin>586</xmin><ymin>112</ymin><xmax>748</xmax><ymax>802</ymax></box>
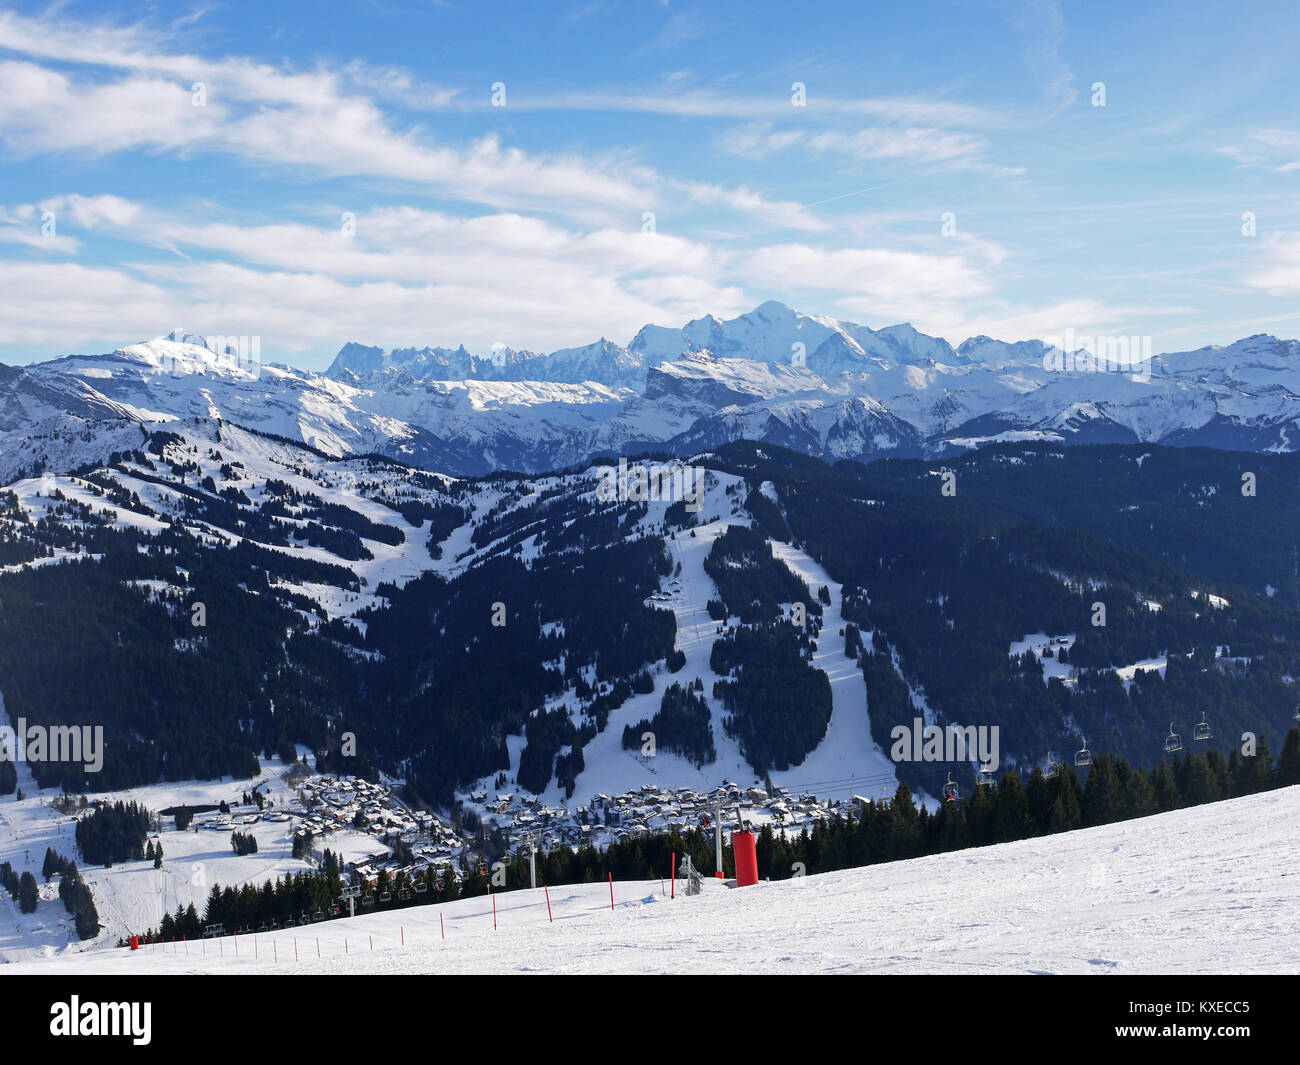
<box><xmin>1</xmin><ymin>0</ymin><xmax>1299</xmax><ymax>371</ymax></box>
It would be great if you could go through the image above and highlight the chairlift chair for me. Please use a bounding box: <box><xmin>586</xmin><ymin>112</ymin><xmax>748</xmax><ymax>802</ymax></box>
<box><xmin>329</xmin><ymin>905</ymin><xmax>340</xmax><ymax>916</ymax></box>
<box><xmin>1044</xmin><ymin>757</ymin><xmax>1061</xmax><ymax>780</ymax></box>
<box><xmin>379</xmin><ymin>891</ymin><xmax>392</xmax><ymax>903</ymax></box>
<box><xmin>1293</xmin><ymin>702</ymin><xmax>1300</xmax><ymax>722</ymax></box>
<box><xmin>361</xmin><ymin>895</ymin><xmax>374</xmax><ymax>907</ymax></box>
<box><xmin>1193</xmin><ymin>712</ymin><xmax>1212</xmax><ymax>742</ymax></box>
<box><xmin>1164</xmin><ymin>721</ymin><xmax>1183</xmax><ymax>754</ymax></box>
<box><xmin>399</xmin><ymin>888</ymin><xmax>411</xmax><ymax>901</ymax></box>
<box><xmin>312</xmin><ymin>910</ymin><xmax>324</xmax><ymax>922</ymax></box>
<box><xmin>942</xmin><ymin>772</ymin><xmax>959</xmax><ymax>803</ymax></box>
<box><xmin>1074</xmin><ymin>738</ymin><xmax>1092</xmax><ymax>768</ymax></box>
<box><xmin>413</xmin><ymin>880</ymin><xmax>428</xmax><ymax>894</ymax></box>
<box><xmin>976</xmin><ymin>766</ymin><xmax>995</xmax><ymax>788</ymax></box>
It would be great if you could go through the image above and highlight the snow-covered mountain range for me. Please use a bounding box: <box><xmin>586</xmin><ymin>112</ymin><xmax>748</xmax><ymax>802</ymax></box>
<box><xmin>3</xmin><ymin>302</ymin><xmax>1299</xmax><ymax>479</ymax></box>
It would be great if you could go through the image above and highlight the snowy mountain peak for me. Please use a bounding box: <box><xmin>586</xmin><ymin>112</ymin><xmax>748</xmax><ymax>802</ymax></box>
<box><xmin>114</xmin><ymin>332</ymin><xmax>262</xmax><ymax>380</ymax></box>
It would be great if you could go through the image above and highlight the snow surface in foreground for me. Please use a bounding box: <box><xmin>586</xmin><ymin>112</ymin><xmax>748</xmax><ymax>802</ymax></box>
<box><xmin>6</xmin><ymin>785</ymin><xmax>1299</xmax><ymax>975</ymax></box>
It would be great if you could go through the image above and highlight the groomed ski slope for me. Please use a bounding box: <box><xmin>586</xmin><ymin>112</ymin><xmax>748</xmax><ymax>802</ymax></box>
<box><xmin>7</xmin><ymin>785</ymin><xmax>1299</xmax><ymax>975</ymax></box>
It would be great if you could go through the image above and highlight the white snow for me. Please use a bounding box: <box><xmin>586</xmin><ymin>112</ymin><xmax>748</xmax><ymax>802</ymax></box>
<box><xmin>7</xmin><ymin>784</ymin><xmax>1298</xmax><ymax>974</ymax></box>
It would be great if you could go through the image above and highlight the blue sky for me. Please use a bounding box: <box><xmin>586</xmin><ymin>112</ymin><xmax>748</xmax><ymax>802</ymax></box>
<box><xmin>1</xmin><ymin>0</ymin><xmax>1299</xmax><ymax>370</ymax></box>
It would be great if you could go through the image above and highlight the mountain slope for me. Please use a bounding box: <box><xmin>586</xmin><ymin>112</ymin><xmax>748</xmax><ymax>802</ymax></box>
<box><xmin>3</xmin><ymin>305</ymin><xmax>1299</xmax><ymax>477</ymax></box>
<box><xmin>2</xmin><ymin>422</ymin><xmax>1298</xmax><ymax>811</ymax></box>
<box><xmin>9</xmin><ymin>784</ymin><xmax>1298</xmax><ymax>974</ymax></box>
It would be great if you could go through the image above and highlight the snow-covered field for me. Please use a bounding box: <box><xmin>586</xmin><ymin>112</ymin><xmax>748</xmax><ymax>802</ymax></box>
<box><xmin>7</xmin><ymin>784</ymin><xmax>1297</xmax><ymax>975</ymax></box>
<box><xmin>0</xmin><ymin>752</ymin><xmax>395</xmax><ymax>962</ymax></box>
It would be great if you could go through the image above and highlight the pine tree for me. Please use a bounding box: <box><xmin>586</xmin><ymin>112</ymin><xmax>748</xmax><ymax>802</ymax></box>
<box><xmin>18</xmin><ymin>870</ymin><xmax>38</xmax><ymax>913</ymax></box>
<box><xmin>1083</xmin><ymin>755</ymin><xmax>1121</xmax><ymax>826</ymax></box>
<box><xmin>992</xmin><ymin>771</ymin><xmax>1030</xmax><ymax>842</ymax></box>
<box><xmin>1278</xmin><ymin>727</ymin><xmax>1300</xmax><ymax>787</ymax></box>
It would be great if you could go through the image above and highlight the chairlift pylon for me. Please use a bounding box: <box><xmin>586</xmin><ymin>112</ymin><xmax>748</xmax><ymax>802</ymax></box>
<box><xmin>1193</xmin><ymin>712</ymin><xmax>1212</xmax><ymax>742</ymax></box>
<box><xmin>1164</xmin><ymin>721</ymin><xmax>1183</xmax><ymax>754</ymax></box>
<box><xmin>1074</xmin><ymin>737</ymin><xmax>1092</xmax><ymax>768</ymax></box>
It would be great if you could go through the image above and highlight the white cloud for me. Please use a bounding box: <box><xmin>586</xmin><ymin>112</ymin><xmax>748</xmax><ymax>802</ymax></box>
<box><xmin>0</xmin><ymin>13</ymin><xmax>652</xmax><ymax>216</ymax></box>
<box><xmin>1245</xmin><ymin>231</ymin><xmax>1300</xmax><ymax>295</ymax></box>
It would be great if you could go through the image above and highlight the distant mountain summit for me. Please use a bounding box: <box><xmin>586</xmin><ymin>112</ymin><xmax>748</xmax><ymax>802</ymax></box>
<box><xmin>3</xmin><ymin>301</ymin><xmax>1299</xmax><ymax>478</ymax></box>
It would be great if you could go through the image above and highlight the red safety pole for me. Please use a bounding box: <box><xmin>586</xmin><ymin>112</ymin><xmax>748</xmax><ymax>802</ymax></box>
<box><xmin>492</xmin><ymin>893</ymin><xmax>497</xmax><ymax>930</ymax></box>
<box><xmin>545</xmin><ymin>885</ymin><xmax>553</xmax><ymax>923</ymax></box>
<box><xmin>316</xmin><ymin>937</ymin><xmax>320</xmax><ymax>958</ymax></box>
<box><xmin>294</xmin><ymin>938</ymin><xmax>298</xmax><ymax>962</ymax></box>
<box><xmin>671</xmin><ymin>852</ymin><xmax>676</xmax><ymax>899</ymax></box>
<box><xmin>345</xmin><ymin>937</ymin><xmax>348</xmax><ymax>954</ymax></box>
<box><xmin>401</xmin><ymin>925</ymin><xmax>404</xmax><ymax>946</ymax></box>
<box><xmin>609</xmin><ymin>872</ymin><xmax>614</xmax><ymax>911</ymax></box>
<box><xmin>440</xmin><ymin>913</ymin><xmax>445</xmax><ymax>940</ymax></box>
<box><xmin>273</xmin><ymin>941</ymin><xmax>277</xmax><ymax>964</ymax></box>
<box><xmin>369</xmin><ymin>935</ymin><xmax>373</xmax><ymax>951</ymax></box>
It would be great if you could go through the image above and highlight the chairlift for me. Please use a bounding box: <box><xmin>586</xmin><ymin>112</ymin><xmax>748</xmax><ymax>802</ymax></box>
<box><xmin>1044</xmin><ymin>757</ymin><xmax>1061</xmax><ymax>780</ymax></box>
<box><xmin>1193</xmin><ymin>712</ymin><xmax>1212</xmax><ymax>742</ymax></box>
<box><xmin>942</xmin><ymin>772</ymin><xmax>959</xmax><ymax>803</ymax></box>
<box><xmin>1163</xmin><ymin>721</ymin><xmax>1183</xmax><ymax>754</ymax></box>
<box><xmin>1074</xmin><ymin>737</ymin><xmax>1092</xmax><ymax>768</ymax></box>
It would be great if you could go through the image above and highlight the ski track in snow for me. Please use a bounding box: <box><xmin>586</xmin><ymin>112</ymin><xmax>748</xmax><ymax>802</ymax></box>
<box><xmin>8</xmin><ymin>785</ymin><xmax>1298</xmax><ymax>975</ymax></box>
<box><xmin>559</xmin><ymin>482</ymin><xmax>896</xmax><ymax>803</ymax></box>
